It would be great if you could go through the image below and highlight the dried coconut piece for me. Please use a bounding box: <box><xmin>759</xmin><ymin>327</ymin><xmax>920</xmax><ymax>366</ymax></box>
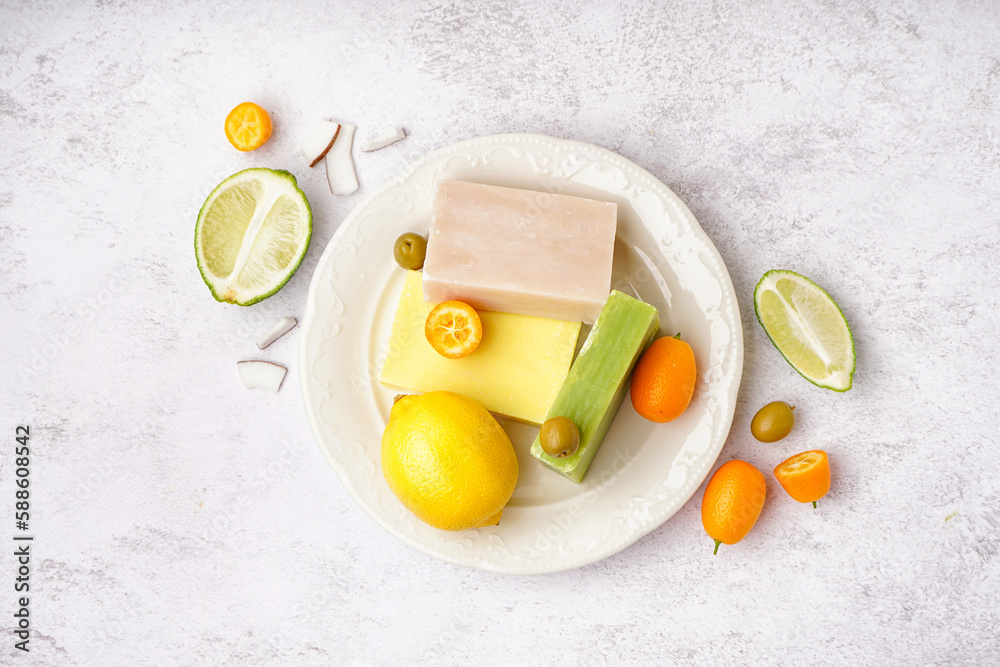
<box><xmin>256</xmin><ymin>317</ymin><xmax>297</xmax><ymax>350</ymax></box>
<box><xmin>325</xmin><ymin>123</ymin><xmax>358</xmax><ymax>195</ymax></box>
<box><xmin>361</xmin><ymin>127</ymin><xmax>406</xmax><ymax>152</ymax></box>
<box><xmin>301</xmin><ymin>120</ymin><xmax>341</xmax><ymax>167</ymax></box>
<box><xmin>237</xmin><ymin>360</ymin><xmax>287</xmax><ymax>392</ymax></box>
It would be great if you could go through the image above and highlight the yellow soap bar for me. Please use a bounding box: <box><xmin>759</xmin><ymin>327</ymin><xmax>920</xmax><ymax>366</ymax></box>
<box><xmin>379</xmin><ymin>271</ymin><xmax>582</xmax><ymax>424</ymax></box>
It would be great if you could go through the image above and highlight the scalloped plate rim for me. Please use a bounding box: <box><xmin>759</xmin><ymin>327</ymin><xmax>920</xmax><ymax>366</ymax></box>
<box><xmin>299</xmin><ymin>132</ymin><xmax>743</xmax><ymax>574</ymax></box>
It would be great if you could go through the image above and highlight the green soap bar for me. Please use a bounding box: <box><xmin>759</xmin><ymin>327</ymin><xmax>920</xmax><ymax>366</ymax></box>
<box><xmin>530</xmin><ymin>291</ymin><xmax>660</xmax><ymax>483</ymax></box>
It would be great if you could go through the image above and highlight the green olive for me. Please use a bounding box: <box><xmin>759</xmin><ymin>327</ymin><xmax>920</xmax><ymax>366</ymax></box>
<box><xmin>540</xmin><ymin>416</ymin><xmax>581</xmax><ymax>458</ymax></box>
<box><xmin>750</xmin><ymin>401</ymin><xmax>795</xmax><ymax>442</ymax></box>
<box><xmin>393</xmin><ymin>232</ymin><xmax>427</xmax><ymax>270</ymax></box>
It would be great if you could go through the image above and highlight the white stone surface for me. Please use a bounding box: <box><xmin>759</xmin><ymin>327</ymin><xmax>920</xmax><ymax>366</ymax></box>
<box><xmin>2</xmin><ymin>0</ymin><xmax>999</xmax><ymax>664</ymax></box>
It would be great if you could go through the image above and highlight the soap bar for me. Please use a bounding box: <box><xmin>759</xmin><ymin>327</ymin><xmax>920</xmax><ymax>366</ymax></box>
<box><xmin>530</xmin><ymin>291</ymin><xmax>659</xmax><ymax>483</ymax></box>
<box><xmin>422</xmin><ymin>180</ymin><xmax>617</xmax><ymax>324</ymax></box>
<box><xmin>379</xmin><ymin>271</ymin><xmax>582</xmax><ymax>425</ymax></box>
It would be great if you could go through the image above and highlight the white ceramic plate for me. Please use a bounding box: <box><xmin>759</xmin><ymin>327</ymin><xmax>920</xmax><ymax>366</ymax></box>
<box><xmin>299</xmin><ymin>133</ymin><xmax>743</xmax><ymax>574</ymax></box>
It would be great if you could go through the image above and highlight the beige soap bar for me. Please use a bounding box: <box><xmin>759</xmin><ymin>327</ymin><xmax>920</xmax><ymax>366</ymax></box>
<box><xmin>422</xmin><ymin>180</ymin><xmax>617</xmax><ymax>324</ymax></box>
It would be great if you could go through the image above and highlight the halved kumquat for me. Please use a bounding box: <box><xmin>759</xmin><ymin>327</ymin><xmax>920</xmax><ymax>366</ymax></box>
<box><xmin>774</xmin><ymin>449</ymin><xmax>831</xmax><ymax>508</ymax></box>
<box><xmin>425</xmin><ymin>300</ymin><xmax>483</xmax><ymax>359</ymax></box>
<box><xmin>225</xmin><ymin>102</ymin><xmax>272</xmax><ymax>151</ymax></box>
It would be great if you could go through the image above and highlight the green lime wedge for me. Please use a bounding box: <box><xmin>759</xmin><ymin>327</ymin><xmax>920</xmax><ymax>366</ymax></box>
<box><xmin>753</xmin><ymin>270</ymin><xmax>855</xmax><ymax>392</ymax></box>
<box><xmin>195</xmin><ymin>168</ymin><xmax>312</xmax><ymax>306</ymax></box>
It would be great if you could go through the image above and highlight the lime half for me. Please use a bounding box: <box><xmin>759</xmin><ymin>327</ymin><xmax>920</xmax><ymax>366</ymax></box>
<box><xmin>195</xmin><ymin>168</ymin><xmax>312</xmax><ymax>306</ymax></box>
<box><xmin>753</xmin><ymin>270</ymin><xmax>855</xmax><ymax>391</ymax></box>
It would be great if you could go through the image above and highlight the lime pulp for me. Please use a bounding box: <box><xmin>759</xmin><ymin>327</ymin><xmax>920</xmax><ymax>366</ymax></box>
<box><xmin>753</xmin><ymin>270</ymin><xmax>855</xmax><ymax>391</ymax></box>
<box><xmin>194</xmin><ymin>168</ymin><xmax>312</xmax><ymax>306</ymax></box>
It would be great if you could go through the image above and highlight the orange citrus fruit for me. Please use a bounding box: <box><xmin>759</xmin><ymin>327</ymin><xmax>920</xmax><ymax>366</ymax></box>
<box><xmin>424</xmin><ymin>300</ymin><xmax>482</xmax><ymax>359</ymax></box>
<box><xmin>224</xmin><ymin>102</ymin><xmax>272</xmax><ymax>151</ymax></box>
<box><xmin>630</xmin><ymin>335</ymin><xmax>697</xmax><ymax>422</ymax></box>
<box><xmin>701</xmin><ymin>460</ymin><xmax>767</xmax><ymax>554</ymax></box>
<box><xmin>774</xmin><ymin>450</ymin><xmax>831</xmax><ymax>508</ymax></box>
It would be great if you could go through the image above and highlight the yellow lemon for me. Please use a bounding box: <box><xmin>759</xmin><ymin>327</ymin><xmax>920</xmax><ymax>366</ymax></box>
<box><xmin>381</xmin><ymin>391</ymin><xmax>518</xmax><ymax>531</ymax></box>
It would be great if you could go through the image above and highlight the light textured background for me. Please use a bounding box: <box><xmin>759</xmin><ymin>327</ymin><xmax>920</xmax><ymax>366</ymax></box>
<box><xmin>2</xmin><ymin>0</ymin><xmax>999</xmax><ymax>665</ymax></box>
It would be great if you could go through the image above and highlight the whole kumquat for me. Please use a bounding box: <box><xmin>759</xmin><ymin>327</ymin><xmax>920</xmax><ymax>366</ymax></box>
<box><xmin>773</xmin><ymin>450</ymin><xmax>831</xmax><ymax>508</ymax></box>
<box><xmin>701</xmin><ymin>460</ymin><xmax>767</xmax><ymax>554</ymax></box>
<box><xmin>224</xmin><ymin>102</ymin><xmax>273</xmax><ymax>151</ymax></box>
<box><xmin>630</xmin><ymin>334</ymin><xmax>697</xmax><ymax>423</ymax></box>
<box><xmin>424</xmin><ymin>300</ymin><xmax>483</xmax><ymax>359</ymax></box>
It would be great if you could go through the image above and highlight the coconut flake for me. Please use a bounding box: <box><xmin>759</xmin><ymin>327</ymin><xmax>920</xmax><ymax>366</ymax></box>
<box><xmin>256</xmin><ymin>316</ymin><xmax>297</xmax><ymax>350</ymax></box>
<box><xmin>237</xmin><ymin>360</ymin><xmax>287</xmax><ymax>392</ymax></box>
<box><xmin>361</xmin><ymin>127</ymin><xmax>406</xmax><ymax>152</ymax></box>
<box><xmin>325</xmin><ymin>123</ymin><xmax>358</xmax><ymax>195</ymax></box>
<box><xmin>301</xmin><ymin>120</ymin><xmax>341</xmax><ymax>167</ymax></box>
